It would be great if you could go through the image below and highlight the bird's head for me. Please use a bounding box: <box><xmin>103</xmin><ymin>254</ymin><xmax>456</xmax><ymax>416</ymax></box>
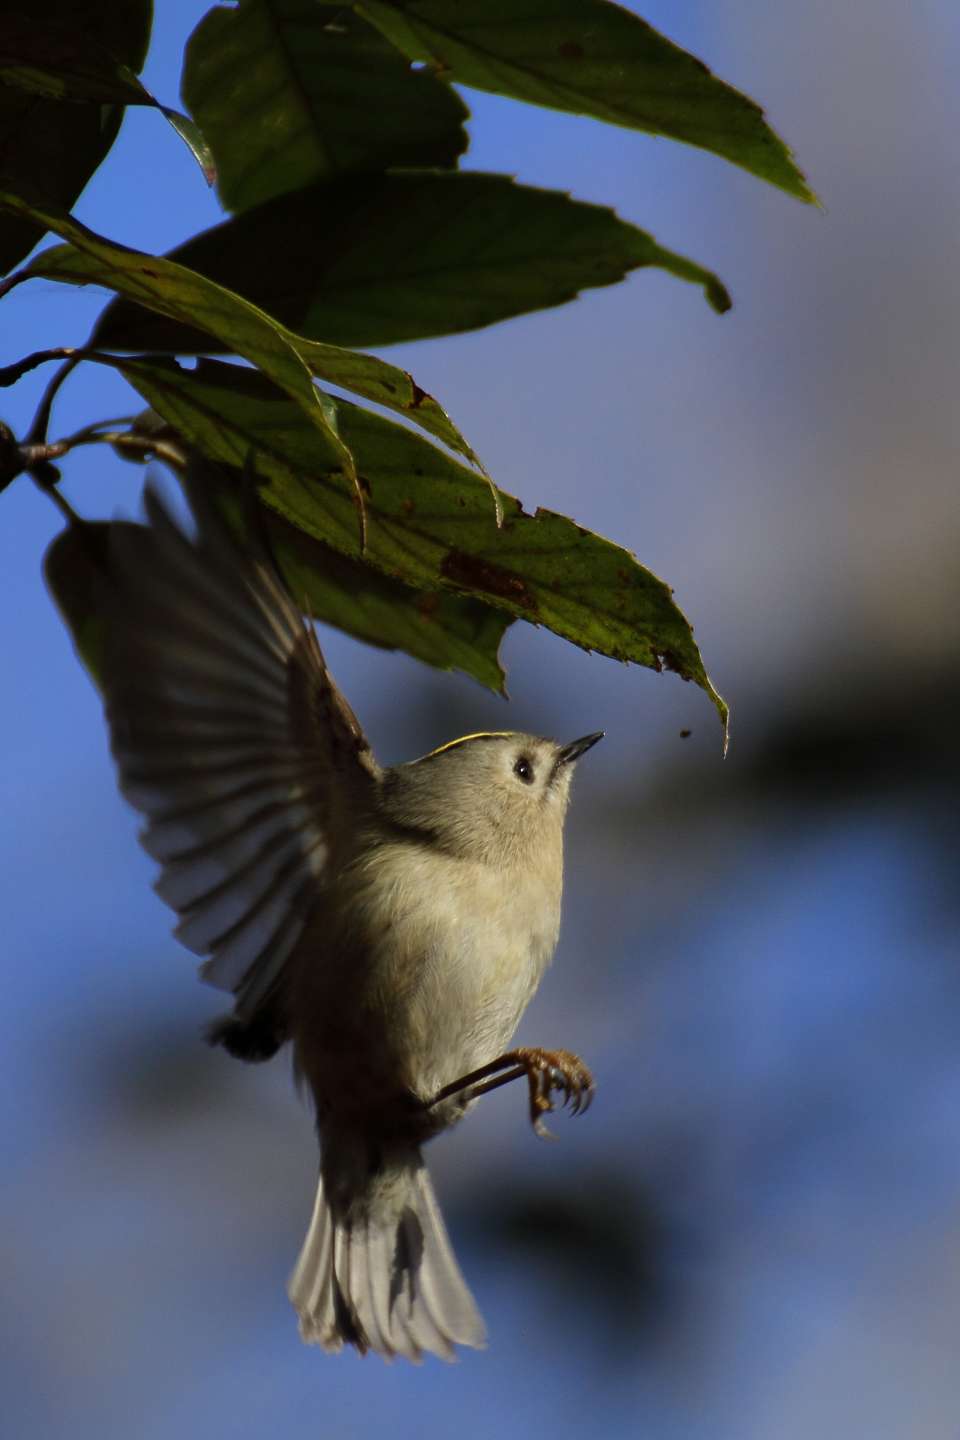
<box><xmin>381</xmin><ymin>730</ymin><xmax>603</xmax><ymax>867</ymax></box>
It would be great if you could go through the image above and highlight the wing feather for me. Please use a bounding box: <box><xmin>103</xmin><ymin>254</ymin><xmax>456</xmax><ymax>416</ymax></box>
<box><xmin>99</xmin><ymin>464</ymin><xmax>380</xmax><ymax>1023</ymax></box>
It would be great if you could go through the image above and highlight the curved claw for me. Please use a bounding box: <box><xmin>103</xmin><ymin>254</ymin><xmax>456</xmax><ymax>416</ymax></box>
<box><xmin>523</xmin><ymin>1049</ymin><xmax>595</xmax><ymax>1132</ymax></box>
<box><xmin>428</xmin><ymin>1045</ymin><xmax>594</xmax><ymax>1134</ymax></box>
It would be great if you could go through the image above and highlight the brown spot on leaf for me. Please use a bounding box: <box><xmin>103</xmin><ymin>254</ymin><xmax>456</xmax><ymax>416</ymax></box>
<box><xmin>409</xmin><ymin>381</ymin><xmax>427</xmax><ymax>409</ymax></box>
<box><xmin>401</xmin><ymin>497</ymin><xmax>415</xmax><ymax>516</ymax></box>
<box><xmin>417</xmin><ymin>593</ymin><xmax>440</xmax><ymax>622</ymax></box>
<box><xmin>441</xmin><ymin>549</ymin><xmax>539</xmax><ymax>615</ymax></box>
<box><xmin>558</xmin><ymin>40</ymin><xmax>584</xmax><ymax>59</ymax></box>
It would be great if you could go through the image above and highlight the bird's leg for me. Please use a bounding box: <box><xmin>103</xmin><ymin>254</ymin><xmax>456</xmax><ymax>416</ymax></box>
<box><xmin>427</xmin><ymin>1047</ymin><xmax>594</xmax><ymax>1138</ymax></box>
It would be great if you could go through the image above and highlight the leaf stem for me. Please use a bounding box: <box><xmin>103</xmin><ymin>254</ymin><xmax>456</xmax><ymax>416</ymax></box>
<box><xmin>0</xmin><ymin>346</ymin><xmax>80</xmax><ymax>388</ymax></box>
<box><xmin>27</xmin><ymin>351</ymin><xmax>86</xmax><ymax>445</ymax></box>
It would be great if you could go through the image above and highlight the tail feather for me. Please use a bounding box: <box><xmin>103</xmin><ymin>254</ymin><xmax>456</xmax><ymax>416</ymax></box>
<box><xmin>289</xmin><ymin>1157</ymin><xmax>486</xmax><ymax>1362</ymax></box>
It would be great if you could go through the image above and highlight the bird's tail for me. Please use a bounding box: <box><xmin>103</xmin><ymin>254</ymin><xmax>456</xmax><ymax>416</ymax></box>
<box><xmin>288</xmin><ymin>1149</ymin><xmax>485</xmax><ymax>1362</ymax></box>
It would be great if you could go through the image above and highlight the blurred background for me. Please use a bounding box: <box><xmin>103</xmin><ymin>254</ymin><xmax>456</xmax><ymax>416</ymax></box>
<box><xmin>3</xmin><ymin>2</ymin><xmax>960</xmax><ymax>1436</ymax></box>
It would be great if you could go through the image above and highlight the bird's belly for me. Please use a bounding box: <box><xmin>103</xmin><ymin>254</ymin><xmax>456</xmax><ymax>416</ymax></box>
<box><xmin>291</xmin><ymin>848</ymin><xmax>560</xmax><ymax>1121</ymax></box>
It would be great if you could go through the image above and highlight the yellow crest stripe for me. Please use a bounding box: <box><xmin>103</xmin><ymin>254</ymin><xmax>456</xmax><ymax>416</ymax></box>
<box><xmin>420</xmin><ymin>731</ymin><xmax>513</xmax><ymax>760</ymax></box>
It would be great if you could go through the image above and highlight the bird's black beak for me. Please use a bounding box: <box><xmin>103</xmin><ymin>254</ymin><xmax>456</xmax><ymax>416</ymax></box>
<box><xmin>557</xmin><ymin>731</ymin><xmax>604</xmax><ymax>765</ymax></box>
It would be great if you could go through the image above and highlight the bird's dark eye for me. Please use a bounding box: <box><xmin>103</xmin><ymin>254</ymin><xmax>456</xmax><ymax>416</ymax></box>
<box><xmin>513</xmin><ymin>756</ymin><xmax>535</xmax><ymax>784</ymax></box>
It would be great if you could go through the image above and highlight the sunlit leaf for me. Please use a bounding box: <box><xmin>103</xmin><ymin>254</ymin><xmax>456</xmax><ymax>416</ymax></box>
<box><xmin>97</xmin><ymin>355</ymin><xmax>727</xmax><ymax>731</ymax></box>
<box><xmin>44</xmin><ymin>503</ymin><xmax>510</xmax><ymax>693</ymax></box>
<box><xmin>360</xmin><ymin>0</ymin><xmax>814</xmax><ymax>201</ymax></box>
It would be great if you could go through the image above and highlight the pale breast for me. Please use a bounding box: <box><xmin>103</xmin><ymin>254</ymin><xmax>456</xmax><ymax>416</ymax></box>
<box><xmin>301</xmin><ymin>840</ymin><xmax>563</xmax><ymax>1104</ymax></box>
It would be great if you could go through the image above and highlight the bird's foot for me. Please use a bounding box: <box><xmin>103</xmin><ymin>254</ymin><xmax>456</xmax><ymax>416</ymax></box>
<box><xmin>508</xmin><ymin>1046</ymin><xmax>595</xmax><ymax>1137</ymax></box>
<box><xmin>427</xmin><ymin>1045</ymin><xmax>594</xmax><ymax>1138</ymax></box>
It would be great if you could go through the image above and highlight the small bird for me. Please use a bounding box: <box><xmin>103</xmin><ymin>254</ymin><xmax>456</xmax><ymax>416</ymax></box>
<box><xmin>94</xmin><ymin>467</ymin><xmax>600</xmax><ymax>1361</ymax></box>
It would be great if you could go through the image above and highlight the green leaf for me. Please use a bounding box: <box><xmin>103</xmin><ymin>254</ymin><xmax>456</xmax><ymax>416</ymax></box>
<box><xmin>0</xmin><ymin>17</ymin><xmax>215</xmax><ymax>183</ymax></box>
<box><xmin>100</xmin><ymin>356</ymin><xmax>727</xmax><ymax>732</ymax></box>
<box><xmin>155</xmin><ymin>107</ymin><xmax>217</xmax><ymax>186</ymax></box>
<box><xmin>93</xmin><ymin>171</ymin><xmax>730</xmax><ymax>355</ymax></box>
<box><xmin>359</xmin><ymin>0</ymin><xmax>814</xmax><ymax>203</ymax></box>
<box><xmin>182</xmin><ymin>0</ymin><xmax>469</xmax><ymax>213</ymax></box>
<box><xmin>0</xmin><ymin>192</ymin><xmax>483</xmax><ymax>475</ymax></box>
<box><xmin>0</xmin><ymin>0</ymin><xmax>151</xmax><ymax>274</ymax></box>
<box><xmin>0</xmin><ymin>189</ymin><xmax>355</xmax><ymax>473</ymax></box>
<box><xmin>43</xmin><ymin>503</ymin><xmax>510</xmax><ymax>693</ymax></box>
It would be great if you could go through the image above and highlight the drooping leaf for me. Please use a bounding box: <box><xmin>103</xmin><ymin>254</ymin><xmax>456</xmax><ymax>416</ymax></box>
<box><xmin>153</xmin><ymin>107</ymin><xmax>217</xmax><ymax>186</ymax></box>
<box><xmin>182</xmin><ymin>0</ymin><xmax>469</xmax><ymax>213</ymax></box>
<box><xmin>96</xmin><ymin>355</ymin><xmax>727</xmax><ymax>731</ymax></box>
<box><xmin>0</xmin><ymin>190</ymin><xmax>353</xmax><ymax>474</ymax></box>
<box><xmin>359</xmin><ymin>0</ymin><xmax>814</xmax><ymax>202</ymax></box>
<box><xmin>0</xmin><ymin>192</ymin><xmax>483</xmax><ymax>472</ymax></box>
<box><xmin>0</xmin><ymin>16</ymin><xmax>215</xmax><ymax>184</ymax></box>
<box><xmin>0</xmin><ymin>0</ymin><xmax>151</xmax><ymax>274</ymax></box>
<box><xmin>44</xmin><ymin>503</ymin><xmax>510</xmax><ymax>693</ymax></box>
<box><xmin>94</xmin><ymin>171</ymin><xmax>730</xmax><ymax>355</ymax></box>
<box><xmin>0</xmin><ymin>16</ymin><xmax>152</xmax><ymax>104</ymax></box>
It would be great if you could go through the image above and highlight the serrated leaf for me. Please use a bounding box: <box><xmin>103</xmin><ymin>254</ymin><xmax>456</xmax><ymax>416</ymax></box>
<box><xmin>182</xmin><ymin>0</ymin><xmax>469</xmax><ymax>213</ymax></box>
<box><xmin>43</xmin><ymin>504</ymin><xmax>510</xmax><ymax>694</ymax></box>
<box><xmin>94</xmin><ymin>171</ymin><xmax>730</xmax><ymax>355</ymax></box>
<box><xmin>359</xmin><ymin>0</ymin><xmax>814</xmax><ymax>202</ymax></box>
<box><xmin>98</xmin><ymin>355</ymin><xmax>727</xmax><ymax>732</ymax></box>
<box><xmin>0</xmin><ymin>192</ymin><xmax>483</xmax><ymax>474</ymax></box>
<box><xmin>0</xmin><ymin>1</ymin><xmax>151</xmax><ymax>274</ymax></box>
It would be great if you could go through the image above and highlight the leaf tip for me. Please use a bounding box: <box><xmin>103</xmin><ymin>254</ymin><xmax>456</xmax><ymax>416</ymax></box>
<box><xmin>707</xmin><ymin>276</ymin><xmax>733</xmax><ymax>315</ymax></box>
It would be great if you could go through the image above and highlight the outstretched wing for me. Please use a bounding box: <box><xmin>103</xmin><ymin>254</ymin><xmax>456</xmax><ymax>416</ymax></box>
<box><xmin>100</xmin><ymin>466</ymin><xmax>381</xmax><ymax>1020</ymax></box>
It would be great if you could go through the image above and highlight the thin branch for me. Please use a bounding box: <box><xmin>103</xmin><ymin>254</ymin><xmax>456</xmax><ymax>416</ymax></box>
<box><xmin>26</xmin><ymin>351</ymin><xmax>85</xmax><ymax>445</ymax></box>
<box><xmin>0</xmin><ymin>347</ymin><xmax>80</xmax><ymax>389</ymax></box>
<box><xmin>25</xmin><ymin>454</ymin><xmax>80</xmax><ymax>524</ymax></box>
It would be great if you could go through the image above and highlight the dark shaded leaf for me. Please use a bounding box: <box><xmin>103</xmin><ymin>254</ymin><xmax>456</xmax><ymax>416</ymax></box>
<box><xmin>0</xmin><ymin>16</ymin><xmax>214</xmax><ymax>183</ymax></box>
<box><xmin>0</xmin><ymin>192</ymin><xmax>483</xmax><ymax>472</ymax></box>
<box><xmin>0</xmin><ymin>17</ymin><xmax>150</xmax><ymax>104</ymax></box>
<box><xmin>94</xmin><ymin>171</ymin><xmax>730</xmax><ymax>354</ymax></box>
<box><xmin>360</xmin><ymin>0</ymin><xmax>814</xmax><ymax>202</ymax></box>
<box><xmin>182</xmin><ymin>0</ymin><xmax>468</xmax><ymax>213</ymax></box>
<box><xmin>97</xmin><ymin>356</ymin><xmax>727</xmax><ymax>730</ymax></box>
<box><xmin>0</xmin><ymin>0</ymin><xmax>151</xmax><ymax>274</ymax></box>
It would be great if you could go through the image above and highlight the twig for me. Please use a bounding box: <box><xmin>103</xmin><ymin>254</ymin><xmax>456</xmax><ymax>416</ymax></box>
<box><xmin>0</xmin><ymin>347</ymin><xmax>81</xmax><ymax>389</ymax></box>
<box><xmin>27</xmin><ymin>351</ymin><xmax>85</xmax><ymax>445</ymax></box>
